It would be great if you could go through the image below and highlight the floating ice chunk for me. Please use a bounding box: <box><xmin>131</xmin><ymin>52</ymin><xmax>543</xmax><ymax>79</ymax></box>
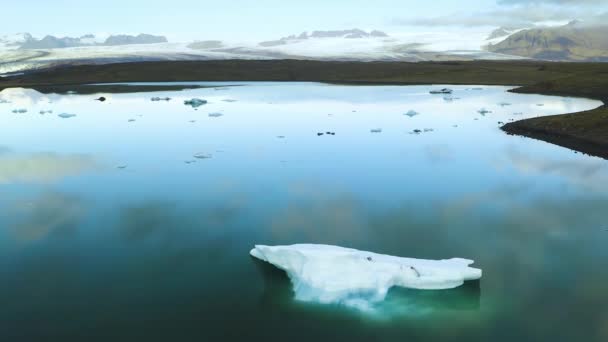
<box><xmin>208</xmin><ymin>112</ymin><xmax>223</xmax><ymax>118</ymax></box>
<box><xmin>250</xmin><ymin>244</ymin><xmax>482</xmax><ymax>310</ymax></box>
<box><xmin>193</xmin><ymin>153</ymin><xmax>212</xmax><ymax>159</ymax></box>
<box><xmin>222</xmin><ymin>99</ymin><xmax>237</xmax><ymax>103</ymax></box>
<box><xmin>405</xmin><ymin>110</ymin><xmax>419</xmax><ymax>118</ymax></box>
<box><xmin>58</xmin><ymin>113</ymin><xmax>76</xmax><ymax>119</ymax></box>
<box><xmin>423</xmin><ymin>128</ymin><xmax>434</xmax><ymax>132</ymax></box>
<box><xmin>12</xmin><ymin>108</ymin><xmax>27</xmax><ymax>113</ymax></box>
<box><xmin>430</xmin><ymin>88</ymin><xmax>453</xmax><ymax>94</ymax></box>
<box><xmin>499</xmin><ymin>102</ymin><xmax>511</xmax><ymax>107</ymax></box>
<box><xmin>537</xmin><ymin>104</ymin><xmax>545</xmax><ymax>107</ymax></box>
<box><xmin>128</xmin><ymin>119</ymin><xmax>136</xmax><ymax>122</ymax></box>
<box><xmin>39</xmin><ymin>110</ymin><xmax>53</xmax><ymax>115</ymax></box>
<box><xmin>478</xmin><ymin>108</ymin><xmax>492</xmax><ymax>115</ymax></box>
<box><xmin>151</xmin><ymin>97</ymin><xmax>171</xmax><ymax>102</ymax></box>
<box><xmin>370</xmin><ymin>128</ymin><xmax>382</xmax><ymax>133</ymax></box>
<box><xmin>0</xmin><ymin>99</ymin><xmax>10</xmax><ymax>104</ymax></box>
<box><xmin>184</xmin><ymin>98</ymin><xmax>208</xmax><ymax>108</ymax></box>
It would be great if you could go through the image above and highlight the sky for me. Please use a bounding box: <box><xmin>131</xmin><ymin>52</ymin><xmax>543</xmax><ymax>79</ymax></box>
<box><xmin>3</xmin><ymin>0</ymin><xmax>608</xmax><ymax>42</ymax></box>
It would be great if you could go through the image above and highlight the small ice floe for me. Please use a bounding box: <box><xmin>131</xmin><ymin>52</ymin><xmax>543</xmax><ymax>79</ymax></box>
<box><xmin>405</xmin><ymin>110</ymin><xmax>419</xmax><ymax>118</ymax></box>
<box><xmin>478</xmin><ymin>108</ymin><xmax>492</xmax><ymax>115</ymax></box>
<box><xmin>222</xmin><ymin>99</ymin><xmax>237</xmax><ymax>103</ymax></box>
<box><xmin>250</xmin><ymin>244</ymin><xmax>482</xmax><ymax>310</ymax></box>
<box><xmin>370</xmin><ymin>128</ymin><xmax>383</xmax><ymax>133</ymax></box>
<box><xmin>184</xmin><ymin>98</ymin><xmax>208</xmax><ymax>108</ymax></box>
<box><xmin>95</xmin><ymin>97</ymin><xmax>106</xmax><ymax>102</ymax></box>
<box><xmin>39</xmin><ymin>110</ymin><xmax>53</xmax><ymax>115</ymax></box>
<box><xmin>184</xmin><ymin>160</ymin><xmax>196</xmax><ymax>164</ymax></box>
<box><xmin>443</xmin><ymin>96</ymin><xmax>454</xmax><ymax>102</ymax></box>
<box><xmin>117</xmin><ymin>165</ymin><xmax>128</xmax><ymax>169</ymax></box>
<box><xmin>513</xmin><ymin>112</ymin><xmax>523</xmax><ymax>115</ymax></box>
<box><xmin>151</xmin><ymin>97</ymin><xmax>171</xmax><ymax>102</ymax></box>
<box><xmin>317</xmin><ymin>132</ymin><xmax>324</xmax><ymax>136</ymax></box>
<box><xmin>277</xmin><ymin>135</ymin><xmax>286</xmax><ymax>139</ymax></box>
<box><xmin>214</xmin><ymin>87</ymin><xmax>229</xmax><ymax>91</ymax></box>
<box><xmin>193</xmin><ymin>153</ymin><xmax>212</xmax><ymax>159</ymax></box>
<box><xmin>326</xmin><ymin>132</ymin><xmax>336</xmax><ymax>136</ymax></box>
<box><xmin>499</xmin><ymin>102</ymin><xmax>511</xmax><ymax>107</ymax></box>
<box><xmin>430</xmin><ymin>88</ymin><xmax>453</xmax><ymax>94</ymax></box>
<box><xmin>0</xmin><ymin>99</ymin><xmax>10</xmax><ymax>104</ymax></box>
<box><xmin>128</xmin><ymin>119</ymin><xmax>136</xmax><ymax>122</ymax></box>
<box><xmin>208</xmin><ymin>112</ymin><xmax>223</xmax><ymax>118</ymax></box>
<box><xmin>12</xmin><ymin>108</ymin><xmax>27</xmax><ymax>113</ymax></box>
<box><xmin>189</xmin><ymin>120</ymin><xmax>197</xmax><ymax>123</ymax></box>
<box><xmin>58</xmin><ymin>113</ymin><xmax>77</xmax><ymax>119</ymax></box>
<box><xmin>453</xmin><ymin>125</ymin><xmax>459</xmax><ymax>128</ymax></box>
<box><xmin>411</xmin><ymin>129</ymin><xmax>422</xmax><ymax>134</ymax></box>
<box><xmin>537</xmin><ymin>104</ymin><xmax>545</xmax><ymax>106</ymax></box>
<box><xmin>423</xmin><ymin>128</ymin><xmax>434</xmax><ymax>132</ymax></box>
<box><xmin>469</xmin><ymin>87</ymin><xmax>483</xmax><ymax>91</ymax></box>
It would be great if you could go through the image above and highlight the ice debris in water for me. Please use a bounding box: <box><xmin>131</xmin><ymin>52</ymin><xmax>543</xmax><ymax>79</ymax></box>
<box><xmin>250</xmin><ymin>244</ymin><xmax>482</xmax><ymax>310</ymax></box>
<box><xmin>39</xmin><ymin>110</ymin><xmax>53</xmax><ymax>115</ymax></box>
<box><xmin>184</xmin><ymin>98</ymin><xmax>208</xmax><ymax>108</ymax></box>
<box><xmin>405</xmin><ymin>110</ymin><xmax>419</xmax><ymax>118</ymax></box>
<box><xmin>222</xmin><ymin>99</ymin><xmax>237</xmax><ymax>103</ymax></box>
<box><xmin>12</xmin><ymin>108</ymin><xmax>27</xmax><ymax>113</ymax></box>
<box><xmin>370</xmin><ymin>128</ymin><xmax>383</xmax><ymax>133</ymax></box>
<box><xmin>478</xmin><ymin>108</ymin><xmax>492</xmax><ymax>115</ymax></box>
<box><xmin>208</xmin><ymin>112</ymin><xmax>223</xmax><ymax>118</ymax></box>
<box><xmin>151</xmin><ymin>97</ymin><xmax>171</xmax><ymax>102</ymax></box>
<box><xmin>151</xmin><ymin>97</ymin><xmax>170</xmax><ymax>102</ymax></box>
<box><xmin>0</xmin><ymin>99</ymin><xmax>10</xmax><ymax>104</ymax></box>
<box><xmin>499</xmin><ymin>102</ymin><xmax>511</xmax><ymax>107</ymax></box>
<box><xmin>58</xmin><ymin>113</ymin><xmax>76</xmax><ymax>119</ymax></box>
<box><xmin>193</xmin><ymin>153</ymin><xmax>212</xmax><ymax>159</ymax></box>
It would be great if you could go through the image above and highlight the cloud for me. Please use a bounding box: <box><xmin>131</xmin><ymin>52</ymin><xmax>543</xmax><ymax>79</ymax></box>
<box><xmin>394</xmin><ymin>1</ymin><xmax>608</xmax><ymax>28</ymax></box>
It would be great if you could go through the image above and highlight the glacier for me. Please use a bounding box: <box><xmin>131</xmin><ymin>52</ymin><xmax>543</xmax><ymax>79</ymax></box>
<box><xmin>250</xmin><ymin>244</ymin><xmax>482</xmax><ymax>310</ymax></box>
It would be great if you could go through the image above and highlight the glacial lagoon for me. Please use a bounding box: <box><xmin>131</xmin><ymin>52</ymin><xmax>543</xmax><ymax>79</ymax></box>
<box><xmin>1</xmin><ymin>82</ymin><xmax>607</xmax><ymax>341</ymax></box>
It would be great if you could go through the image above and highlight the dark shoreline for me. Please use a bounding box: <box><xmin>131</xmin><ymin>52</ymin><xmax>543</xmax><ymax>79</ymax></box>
<box><xmin>2</xmin><ymin>60</ymin><xmax>607</xmax><ymax>159</ymax></box>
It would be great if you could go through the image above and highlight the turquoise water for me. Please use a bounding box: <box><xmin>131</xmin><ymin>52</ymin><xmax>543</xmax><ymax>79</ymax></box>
<box><xmin>0</xmin><ymin>83</ymin><xmax>607</xmax><ymax>341</ymax></box>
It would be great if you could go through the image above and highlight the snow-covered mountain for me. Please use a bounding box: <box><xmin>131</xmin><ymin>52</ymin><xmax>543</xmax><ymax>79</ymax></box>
<box><xmin>0</xmin><ymin>28</ymin><xmax>524</xmax><ymax>75</ymax></box>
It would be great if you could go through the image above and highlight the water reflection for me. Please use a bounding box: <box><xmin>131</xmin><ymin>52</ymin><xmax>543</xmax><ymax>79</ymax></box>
<box><xmin>0</xmin><ymin>83</ymin><xmax>607</xmax><ymax>341</ymax></box>
<box><xmin>0</xmin><ymin>148</ymin><xmax>98</xmax><ymax>184</ymax></box>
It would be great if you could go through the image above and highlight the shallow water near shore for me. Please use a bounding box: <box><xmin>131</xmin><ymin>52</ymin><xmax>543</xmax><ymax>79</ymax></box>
<box><xmin>1</xmin><ymin>82</ymin><xmax>607</xmax><ymax>341</ymax></box>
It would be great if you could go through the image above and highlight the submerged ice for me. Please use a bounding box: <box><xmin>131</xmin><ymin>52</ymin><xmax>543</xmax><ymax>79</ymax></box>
<box><xmin>251</xmin><ymin>244</ymin><xmax>482</xmax><ymax>310</ymax></box>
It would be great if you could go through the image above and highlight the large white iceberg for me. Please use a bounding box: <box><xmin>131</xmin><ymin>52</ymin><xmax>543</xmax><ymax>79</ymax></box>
<box><xmin>251</xmin><ymin>244</ymin><xmax>481</xmax><ymax>310</ymax></box>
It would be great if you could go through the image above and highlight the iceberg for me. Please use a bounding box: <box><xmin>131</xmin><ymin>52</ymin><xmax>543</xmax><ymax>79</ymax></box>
<box><xmin>250</xmin><ymin>244</ymin><xmax>482</xmax><ymax>310</ymax></box>
<box><xmin>58</xmin><ymin>113</ymin><xmax>76</xmax><ymax>119</ymax></box>
<box><xmin>184</xmin><ymin>98</ymin><xmax>207</xmax><ymax>108</ymax></box>
<box><xmin>405</xmin><ymin>110</ymin><xmax>419</xmax><ymax>118</ymax></box>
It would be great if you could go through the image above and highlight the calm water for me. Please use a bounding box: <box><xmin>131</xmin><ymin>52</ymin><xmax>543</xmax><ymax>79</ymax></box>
<box><xmin>1</xmin><ymin>83</ymin><xmax>607</xmax><ymax>341</ymax></box>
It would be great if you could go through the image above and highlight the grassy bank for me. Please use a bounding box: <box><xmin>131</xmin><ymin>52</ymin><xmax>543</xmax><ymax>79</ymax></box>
<box><xmin>1</xmin><ymin>60</ymin><xmax>607</xmax><ymax>158</ymax></box>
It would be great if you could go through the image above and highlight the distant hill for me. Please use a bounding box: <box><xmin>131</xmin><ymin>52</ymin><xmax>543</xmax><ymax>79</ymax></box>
<box><xmin>259</xmin><ymin>29</ymin><xmax>389</xmax><ymax>47</ymax></box>
<box><xmin>486</xmin><ymin>27</ymin><xmax>521</xmax><ymax>41</ymax></box>
<box><xmin>9</xmin><ymin>33</ymin><xmax>168</xmax><ymax>49</ymax></box>
<box><xmin>104</xmin><ymin>34</ymin><xmax>167</xmax><ymax>46</ymax></box>
<box><xmin>487</xmin><ymin>22</ymin><xmax>608</xmax><ymax>61</ymax></box>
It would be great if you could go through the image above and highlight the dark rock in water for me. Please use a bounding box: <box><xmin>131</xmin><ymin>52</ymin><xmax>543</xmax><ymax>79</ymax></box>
<box><xmin>96</xmin><ymin>97</ymin><xmax>106</xmax><ymax>102</ymax></box>
<box><xmin>413</xmin><ymin>129</ymin><xmax>422</xmax><ymax>134</ymax></box>
<box><xmin>317</xmin><ymin>132</ymin><xmax>324</xmax><ymax>136</ymax></box>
